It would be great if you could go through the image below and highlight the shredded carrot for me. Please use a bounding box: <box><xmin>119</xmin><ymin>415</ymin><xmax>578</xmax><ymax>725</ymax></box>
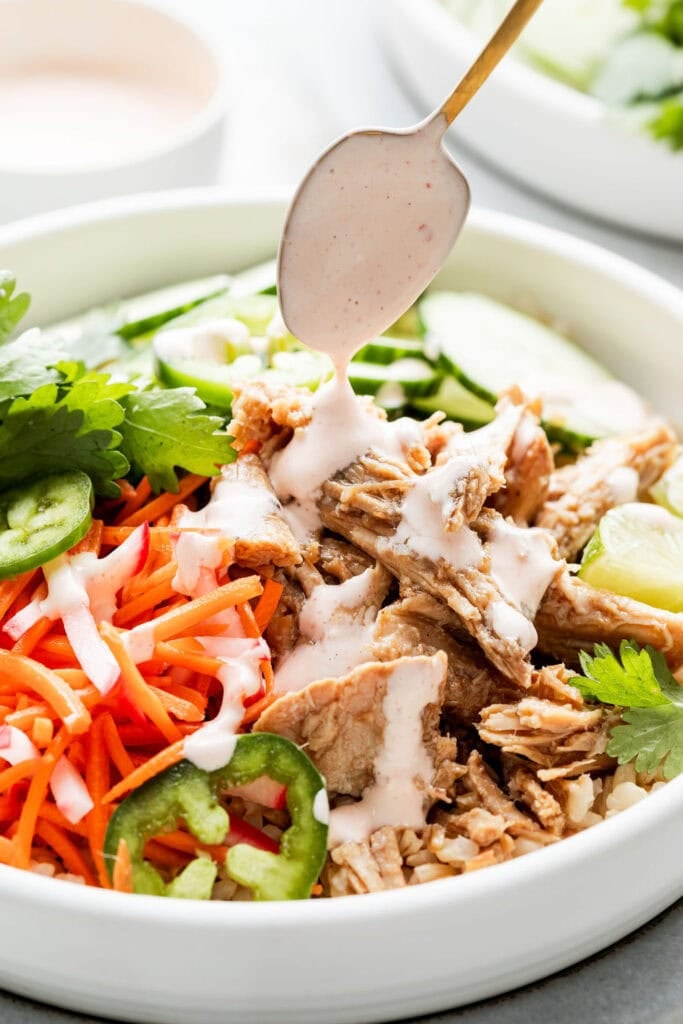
<box><xmin>0</xmin><ymin>836</ymin><xmax>14</xmax><ymax>864</ymax></box>
<box><xmin>153</xmin><ymin>639</ymin><xmax>223</xmax><ymax>678</ymax></box>
<box><xmin>101</xmin><ymin>525</ymin><xmax>173</xmax><ymax>548</ymax></box>
<box><xmin>242</xmin><ymin>659</ymin><xmax>276</xmax><ymax>725</ymax></box>
<box><xmin>143</xmin><ymin>839</ymin><xmax>191</xmax><ymax>870</ymax></box>
<box><xmin>11</xmin><ymin>616</ymin><xmax>53</xmax><ymax>657</ymax></box>
<box><xmin>253</xmin><ymin>578</ymin><xmax>283</xmax><ymax>633</ymax></box>
<box><xmin>38</xmin><ymin>802</ymin><xmax>88</xmax><ymax>837</ymax></box>
<box><xmin>148</xmin><ymin>685</ymin><xmax>202</xmax><ymax>723</ymax></box>
<box><xmin>99</xmin><ymin>713</ymin><xmax>135</xmax><ymax>780</ymax></box>
<box><xmin>85</xmin><ymin>714</ymin><xmax>111</xmax><ymax>888</ymax></box>
<box><xmin>139</xmin><ymin>577</ymin><xmax>263</xmax><ymax>646</ymax></box>
<box><xmin>122</xmin><ymin>561</ymin><xmax>177</xmax><ymax>604</ymax></box>
<box><xmin>238</xmin><ymin>440</ymin><xmax>262</xmax><ymax>457</ymax></box>
<box><xmin>35</xmin><ymin>819</ymin><xmax>97</xmax><ymax>886</ymax></box>
<box><xmin>0</xmin><ymin>570</ymin><xmax>38</xmax><ymax>621</ymax></box>
<box><xmin>34</xmin><ymin>635</ymin><xmax>78</xmax><ymax>664</ymax></box>
<box><xmin>13</xmin><ymin>728</ymin><xmax>69</xmax><ymax>869</ymax></box>
<box><xmin>72</xmin><ymin>519</ymin><xmax>104</xmax><ymax>556</ymax></box>
<box><xmin>100</xmin><ymin>626</ymin><xmax>182</xmax><ymax>744</ymax></box>
<box><xmin>102</xmin><ymin>739</ymin><xmax>185</xmax><ymax>804</ymax></box>
<box><xmin>0</xmin><ymin>759</ymin><xmax>39</xmax><ymax>794</ymax></box>
<box><xmin>113</xmin><ymin>578</ymin><xmax>178</xmax><ymax>628</ymax></box>
<box><xmin>236</xmin><ymin>601</ymin><xmax>261</xmax><ymax>639</ymax></box>
<box><xmin>32</xmin><ymin>716</ymin><xmax>54</xmax><ymax>747</ymax></box>
<box><xmin>0</xmin><ymin>652</ymin><xmax>90</xmax><ymax>735</ymax></box>
<box><xmin>119</xmin><ymin>474</ymin><xmax>207</xmax><ymax>528</ymax></box>
<box><xmin>114</xmin><ymin>476</ymin><xmax>152</xmax><ymax>524</ymax></box>
<box><xmin>112</xmin><ymin>838</ymin><xmax>133</xmax><ymax>893</ymax></box>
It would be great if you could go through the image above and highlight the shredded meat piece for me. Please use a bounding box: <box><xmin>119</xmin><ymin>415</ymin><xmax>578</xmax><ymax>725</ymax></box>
<box><xmin>490</xmin><ymin>392</ymin><xmax>554</xmax><ymax>525</ymax></box>
<box><xmin>264</xmin><ymin>572</ymin><xmax>303</xmax><ymax>661</ymax></box>
<box><xmin>371</xmin><ymin>594</ymin><xmax>507</xmax><ymax>721</ymax></box>
<box><xmin>462</xmin><ymin>750</ymin><xmax>537</xmax><ymax>835</ymax></box>
<box><xmin>316</xmin><ymin>536</ymin><xmax>375</xmax><ymax>582</ymax></box>
<box><xmin>448</xmin><ymin>807</ymin><xmax>507</xmax><ymax>846</ymax></box>
<box><xmin>506</xmin><ymin>766</ymin><xmax>566</xmax><ymax>835</ymax></box>
<box><xmin>534</xmin><ymin>422</ymin><xmax>676</xmax><ymax>560</ymax></box>
<box><xmin>526</xmin><ymin>663</ymin><xmax>584</xmax><ymax>709</ymax></box>
<box><xmin>321</xmin><ymin>454</ymin><xmax>561</xmax><ymax>685</ymax></box>
<box><xmin>478</xmin><ymin>691</ymin><xmax>618</xmax><ymax>778</ymax></box>
<box><xmin>255</xmin><ymin>654</ymin><xmax>449</xmax><ymax>797</ymax></box>
<box><xmin>218</xmin><ymin>454</ymin><xmax>301</xmax><ymax>568</ymax></box>
<box><xmin>537</xmin><ymin>571</ymin><xmax>683</xmax><ymax>669</ymax></box>
<box><xmin>229</xmin><ymin>380</ymin><xmax>314</xmax><ymax>459</ymax></box>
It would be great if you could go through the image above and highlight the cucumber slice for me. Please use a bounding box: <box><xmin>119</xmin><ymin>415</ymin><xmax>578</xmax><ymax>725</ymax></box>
<box><xmin>354</xmin><ymin>336</ymin><xmax>426</xmax><ymax>365</ymax></box>
<box><xmin>579</xmin><ymin>502</ymin><xmax>683</xmax><ymax>612</ymax></box>
<box><xmin>348</xmin><ymin>358</ymin><xmax>441</xmax><ymax>400</ymax></box>
<box><xmin>420</xmin><ymin>292</ymin><xmax>615</xmax><ymax>440</ymax></box>
<box><xmin>651</xmin><ymin>452</ymin><xmax>683</xmax><ymax>517</ymax></box>
<box><xmin>166</xmin><ymin>292</ymin><xmax>280</xmax><ymax>337</ymax></box>
<box><xmin>157</xmin><ymin>352</ymin><xmax>263</xmax><ymax>409</ymax></box>
<box><xmin>0</xmin><ymin>471</ymin><xmax>93</xmax><ymax>578</ymax></box>
<box><xmin>410</xmin><ymin>375</ymin><xmax>495</xmax><ymax>426</ymax></box>
<box><xmin>268</xmin><ymin>350</ymin><xmax>333</xmax><ymax>390</ymax></box>
<box><xmin>115</xmin><ymin>276</ymin><xmax>231</xmax><ymax>340</ymax></box>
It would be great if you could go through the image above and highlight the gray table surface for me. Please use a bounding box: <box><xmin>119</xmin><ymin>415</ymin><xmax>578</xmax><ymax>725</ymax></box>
<box><xmin>1</xmin><ymin>2</ymin><xmax>681</xmax><ymax>1021</ymax></box>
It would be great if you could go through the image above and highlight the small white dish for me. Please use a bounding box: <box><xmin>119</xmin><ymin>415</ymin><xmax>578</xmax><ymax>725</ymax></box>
<box><xmin>0</xmin><ymin>191</ymin><xmax>680</xmax><ymax>1023</ymax></box>
<box><xmin>0</xmin><ymin>0</ymin><xmax>226</xmax><ymax>222</ymax></box>
<box><xmin>382</xmin><ymin>0</ymin><xmax>682</xmax><ymax>241</ymax></box>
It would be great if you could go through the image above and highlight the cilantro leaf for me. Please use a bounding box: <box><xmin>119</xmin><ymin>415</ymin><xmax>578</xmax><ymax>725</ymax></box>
<box><xmin>576</xmin><ymin>640</ymin><xmax>672</xmax><ymax>707</ymax></box>
<box><xmin>0</xmin><ymin>272</ymin><xmax>30</xmax><ymax>343</ymax></box>
<box><xmin>119</xmin><ymin>388</ymin><xmax>235</xmax><ymax>493</ymax></box>
<box><xmin>577</xmin><ymin>640</ymin><xmax>683</xmax><ymax>779</ymax></box>
<box><xmin>0</xmin><ymin>374</ymin><xmax>131</xmax><ymax>497</ymax></box>
<box><xmin>648</xmin><ymin>98</ymin><xmax>683</xmax><ymax>150</ymax></box>
<box><xmin>0</xmin><ymin>329</ymin><xmax>67</xmax><ymax>402</ymax></box>
<box><xmin>609</xmin><ymin>705</ymin><xmax>683</xmax><ymax>779</ymax></box>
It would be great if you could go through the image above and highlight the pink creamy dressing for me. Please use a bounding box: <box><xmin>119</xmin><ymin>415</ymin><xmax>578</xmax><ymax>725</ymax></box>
<box><xmin>327</xmin><ymin>654</ymin><xmax>445</xmax><ymax>847</ymax></box>
<box><xmin>274</xmin><ymin>568</ymin><xmax>380</xmax><ymax>694</ymax></box>
<box><xmin>0</xmin><ymin>64</ymin><xmax>198</xmax><ymax>171</ymax></box>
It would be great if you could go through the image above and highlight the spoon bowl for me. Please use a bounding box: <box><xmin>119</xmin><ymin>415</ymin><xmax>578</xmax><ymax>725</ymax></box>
<box><xmin>277</xmin><ymin>115</ymin><xmax>469</xmax><ymax>361</ymax></box>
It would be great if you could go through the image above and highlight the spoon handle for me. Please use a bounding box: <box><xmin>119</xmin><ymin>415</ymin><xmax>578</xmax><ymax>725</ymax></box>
<box><xmin>439</xmin><ymin>0</ymin><xmax>544</xmax><ymax>126</ymax></box>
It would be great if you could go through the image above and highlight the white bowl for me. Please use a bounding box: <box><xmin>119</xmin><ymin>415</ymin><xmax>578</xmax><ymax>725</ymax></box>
<box><xmin>0</xmin><ymin>192</ymin><xmax>681</xmax><ymax>1024</ymax></box>
<box><xmin>0</xmin><ymin>0</ymin><xmax>225</xmax><ymax>222</ymax></box>
<box><xmin>382</xmin><ymin>0</ymin><xmax>683</xmax><ymax>241</ymax></box>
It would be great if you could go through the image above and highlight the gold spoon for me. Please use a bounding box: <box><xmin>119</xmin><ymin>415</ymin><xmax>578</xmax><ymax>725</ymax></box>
<box><xmin>278</xmin><ymin>0</ymin><xmax>544</xmax><ymax>363</ymax></box>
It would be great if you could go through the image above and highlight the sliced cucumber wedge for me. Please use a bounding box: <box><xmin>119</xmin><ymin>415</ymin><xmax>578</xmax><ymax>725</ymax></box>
<box><xmin>354</xmin><ymin>336</ymin><xmax>426</xmax><ymax>365</ymax></box>
<box><xmin>157</xmin><ymin>348</ymin><xmax>263</xmax><ymax>409</ymax></box>
<box><xmin>385</xmin><ymin>304</ymin><xmax>424</xmax><ymax>339</ymax></box>
<box><xmin>268</xmin><ymin>350</ymin><xmax>334</xmax><ymax>390</ymax></box>
<box><xmin>579</xmin><ymin>502</ymin><xmax>683</xmax><ymax>612</ymax></box>
<box><xmin>419</xmin><ymin>291</ymin><xmax>618</xmax><ymax>443</ymax></box>
<box><xmin>166</xmin><ymin>292</ymin><xmax>281</xmax><ymax>337</ymax></box>
<box><xmin>348</xmin><ymin>358</ymin><xmax>441</xmax><ymax>401</ymax></box>
<box><xmin>651</xmin><ymin>452</ymin><xmax>683</xmax><ymax>518</ymax></box>
<box><xmin>410</xmin><ymin>375</ymin><xmax>495</xmax><ymax>426</ymax></box>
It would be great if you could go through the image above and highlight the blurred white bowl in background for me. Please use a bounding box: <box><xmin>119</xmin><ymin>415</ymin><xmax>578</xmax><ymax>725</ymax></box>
<box><xmin>0</xmin><ymin>0</ymin><xmax>226</xmax><ymax>223</ymax></box>
<box><xmin>382</xmin><ymin>0</ymin><xmax>682</xmax><ymax>241</ymax></box>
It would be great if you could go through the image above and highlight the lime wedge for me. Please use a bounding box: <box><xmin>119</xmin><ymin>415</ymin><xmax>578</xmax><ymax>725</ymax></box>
<box><xmin>579</xmin><ymin>502</ymin><xmax>683</xmax><ymax>612</ymax></box>
<box><xmin>651</xmin><ymin>451</ymin><xmax>683</xmax><ymax>518</ymax></box>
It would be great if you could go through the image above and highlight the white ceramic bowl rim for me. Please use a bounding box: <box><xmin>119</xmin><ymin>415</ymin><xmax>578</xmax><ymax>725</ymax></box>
<box><xmin>0</xmin><ymin>0</ymin><xmax>227</xmax><ymax>177</ymax></box>
<box><xmin>0</xmin><ymin>187</ymin><xmax>680</xmax><ymax>932</ymax></box>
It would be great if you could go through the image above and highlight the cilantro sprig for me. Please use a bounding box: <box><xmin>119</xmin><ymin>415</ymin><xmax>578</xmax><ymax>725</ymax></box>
<box><xmin>0</xmin><ymin>272</ymin><xmax>236</xmax><ymax>497</ymax></box>
<box><xmin>577</xmin><ymin>640</ymin><xmax>683</xmax><ymax>779</ymax></box>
